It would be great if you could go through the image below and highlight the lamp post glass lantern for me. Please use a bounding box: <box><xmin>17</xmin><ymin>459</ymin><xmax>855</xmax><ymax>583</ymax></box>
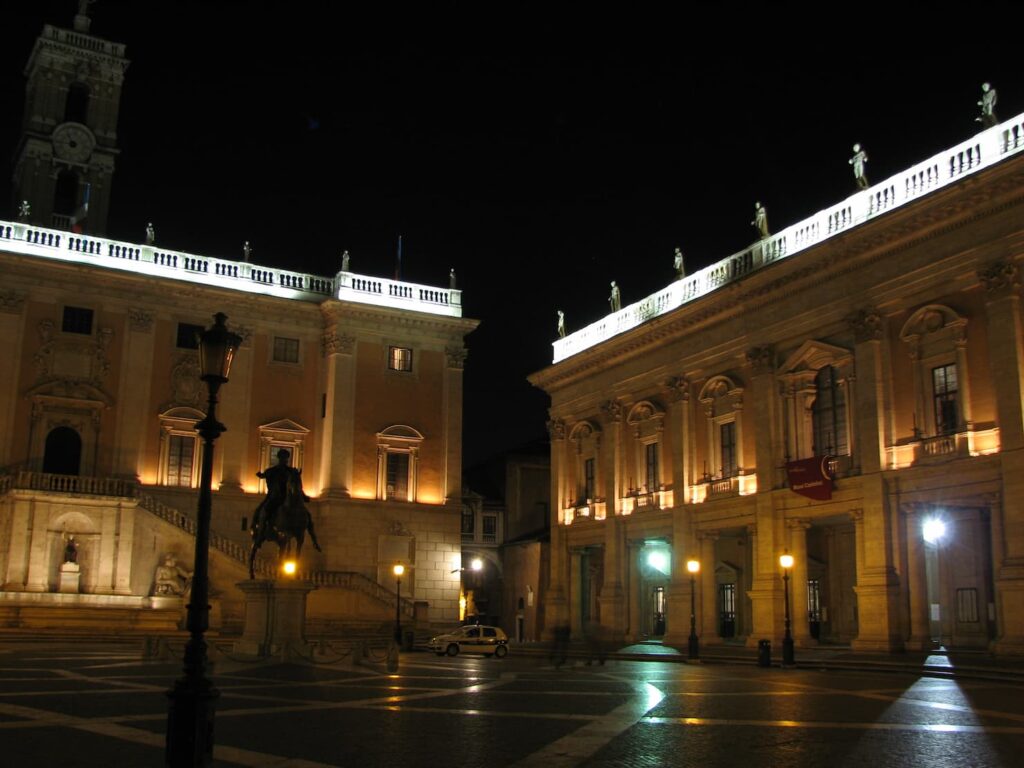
<box><xmin>393</xmin><ymin>564</ymin><xmax>405</xmax><ymax>645</ymax></box>
<box><xmin>780</xmin><ymin>552</ymin><xmax>795</xmax><ymax>666</ymax></box>
<box><xmin>166</xmin><ymin>313</ymin><xmax>241</xmax><ymax>767</ymax></box>
<box><xmin>686</xmin><ymin>559</ymin><xmax>700</xmax><ymax>660</ymax></box>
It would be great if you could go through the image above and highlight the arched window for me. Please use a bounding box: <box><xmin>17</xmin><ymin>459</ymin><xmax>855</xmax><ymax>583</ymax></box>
<box><xmin>812</xmin><ymin>366</ymin><xmax>848</xmax><ymax>456</ymax></box>
<box><xmin>899</xmin><ymin>304</ymin><xmax>971</xmax><ymax>438</ymax></box>
<box><xmin>43</xmin><ymin>426</ymin><xmax>82</xmax><ymax>476</ymax></box>
<box><xmin>64</xmin><ymin>82</ymin><xmax>90</xmax><ymax>124</ymax></box>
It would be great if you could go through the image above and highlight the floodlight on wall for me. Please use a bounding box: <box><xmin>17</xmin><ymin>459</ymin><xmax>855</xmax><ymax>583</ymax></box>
<box><xmin>647</xmin><ymin>550</ymin><xmax>669</xmax><ymax>574</ymax></box>
<box><xmin>922</xmin><ymin>518</ymin><xmax>947</xmax><ymax>544</ymax></box>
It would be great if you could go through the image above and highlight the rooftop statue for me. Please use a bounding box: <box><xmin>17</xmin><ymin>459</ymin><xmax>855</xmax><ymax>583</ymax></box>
<box><xmin>849</xmin><ymin>144</ymin><xmax>870</xmax><ymax>189</ymax></box>
<box><xmin>145</xmin><ymin>222</ymin><xmax>155</xmax><ymax>245</ymax></box>
<box><xmin>243</xmin><ymin>241</ymin><xmax>252</xmax><ymax>262</ymax></box>
<box><xmin>674</xmin><ymin>247</ymin><xmax>686</xmax><ymax>279</ymax></box>
<box><xmin>341</xmin><ymin>250</ymin><xmax>350</xmax><ymax>272</ymax></box>
<box><xmin>752</xmin><ymin>202</ymin><xmax>769</xmax><ymax>239</ymax></box>
<box><xmin>557</xmin><ymin>310</ymin><xmax>566</xmax><ymax>338</ymax></box>
<box><xmin>609</xmin><ymin>281</ymin><xmax>621</xmax><ymax>312</ymax></box>
<box><xmin>977</xmin><ymin>82</ymin><xmax>998</xmax><ymax>128</ymax></box>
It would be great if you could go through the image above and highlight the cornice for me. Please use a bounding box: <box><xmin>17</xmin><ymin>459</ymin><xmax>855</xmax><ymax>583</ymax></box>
<box><xmin>531</xmin><ymin>156</ymin><xmax>1024</xmax><ymax>393</ymax></box>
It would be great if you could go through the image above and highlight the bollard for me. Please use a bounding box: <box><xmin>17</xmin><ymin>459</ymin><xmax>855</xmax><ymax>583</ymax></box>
<box><xmin>757</xmin><ymin>639</ymin><xmax>771</xmax><ymax>668</ymax></box>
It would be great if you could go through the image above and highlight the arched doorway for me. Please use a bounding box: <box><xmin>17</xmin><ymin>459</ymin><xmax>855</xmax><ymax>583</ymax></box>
<box><xmin>43</xmin><ymin>426</ymin><xmax>81</xmax><ymax>475</ymax></box>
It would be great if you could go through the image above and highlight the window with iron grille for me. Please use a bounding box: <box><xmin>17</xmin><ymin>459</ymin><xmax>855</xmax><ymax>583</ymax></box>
<box><xmin>720</xmin><ymin>421</ymin><xmax>737</xmax><ymax>478</ymax></box>
<box><xmin>273</xmin><ymin>336</ymin><xmax>300</xmax><ymax>363</ymax></box>
<box><xmin>932</xmin><ymin>364</ymin><xmax>959</xmax><ymax>434</ymax></box>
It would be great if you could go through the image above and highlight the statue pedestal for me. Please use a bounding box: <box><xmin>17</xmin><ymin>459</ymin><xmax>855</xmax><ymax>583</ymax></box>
<box><xmin>58</xmin><ymin>562</ymin><xmax>81</xmax><ymax>594</ymax></box>
<box><xmin>233</xmin><ymin>579</ymin><xmax>316</xmax><ymax>659</ymax></box>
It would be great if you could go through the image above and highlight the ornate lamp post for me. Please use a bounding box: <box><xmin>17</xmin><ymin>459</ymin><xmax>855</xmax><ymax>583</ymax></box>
<box><xmin>686</xmin><ymin>559</ymin><xmax>700</xmax><ymax>660</ymax></box>
<box><xmin>779</xmin><ymin>552</ymin><xmax>795</xmax><ymax>667</ymax></box>
<box><xmin>166</xmin><ymin>313</ymin><xmax>241</xmax><ymax>768</ymax></box>
<box><xmin>393</xmin><ymin>564</ymin><xmax>405</xmax><ymax>645</ymax></box>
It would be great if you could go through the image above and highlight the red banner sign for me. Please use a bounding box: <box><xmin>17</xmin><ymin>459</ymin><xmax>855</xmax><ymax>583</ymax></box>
<box><xmin>786</xmin><ymin>457</ymin><xmax>833</xmax><ymax>500</ymax></box>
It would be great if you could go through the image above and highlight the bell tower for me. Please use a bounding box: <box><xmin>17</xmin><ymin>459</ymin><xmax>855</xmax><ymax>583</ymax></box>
<box><xmin>12</xmin><ymin>3</ymin><xmax>129</xmax><ymax>235</ymax></box>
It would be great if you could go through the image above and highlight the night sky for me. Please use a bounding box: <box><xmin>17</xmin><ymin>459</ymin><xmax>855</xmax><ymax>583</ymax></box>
<box><xmin>5</xmin><ymin>4</ymin><xmax>1024</xmax><ymax>466</ymax></box>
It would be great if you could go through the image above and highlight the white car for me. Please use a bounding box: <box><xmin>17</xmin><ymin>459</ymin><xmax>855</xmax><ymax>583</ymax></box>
<box><xmin>428</xmin><ymin>625</ymin><xmax>509</xmax><ymax>658</ymax></box>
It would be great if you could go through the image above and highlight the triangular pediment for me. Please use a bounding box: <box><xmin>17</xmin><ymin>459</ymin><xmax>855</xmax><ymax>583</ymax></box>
<box><xmin>780</xmin><ymin>340</ymin><xmax>852</xmax><ymax>375</ymax></box>
<box><xmin>259</xmin><ymin>418</ymin><xmax>309</xmax><ymax>435</ymax></box>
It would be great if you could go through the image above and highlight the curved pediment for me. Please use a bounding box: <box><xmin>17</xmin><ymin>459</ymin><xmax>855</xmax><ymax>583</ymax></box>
<box><xmin>569</xmin><ymin>420</ymin><xmax>601</xmax><ymax>441</ymax></box>
<box><xmin>378</xmin><ymin>424</ymin><xmax>424</xmax><ymax>441</ymax></box>
<box><xmin>780</xmin><ymin>340</ymin><xmax>853</xmax><ymax>375</ymax></box>
<box><xmin>626</xmin><ymin>400</ymin><xmax>665</xmax><ymax>424</ymax></box>
<box><xmin>899</xmin><ymin>304</ymin><xmax>966</xmax><ymax>341</ymax></box>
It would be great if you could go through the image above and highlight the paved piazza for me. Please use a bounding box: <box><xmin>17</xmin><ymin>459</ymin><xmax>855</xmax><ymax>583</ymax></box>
<box><xmin>1</xmin><ymin>641</ymin><xmax>1022</xmax><ymax>767</ymax></box>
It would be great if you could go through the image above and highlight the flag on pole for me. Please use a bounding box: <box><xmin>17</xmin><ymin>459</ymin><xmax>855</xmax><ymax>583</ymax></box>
<box><xmin>71</xmin><ymin>182</ymin><xmax>91</xmax><ymax>234</ymax></box>
<box><xmin>395</xmin><ymin>234</ymin><xmax>403</xmax><ymax>281</ymax></box>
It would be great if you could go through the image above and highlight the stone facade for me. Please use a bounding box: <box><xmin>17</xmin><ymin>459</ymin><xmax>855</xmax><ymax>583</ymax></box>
<box><xmin>530</xmin><ymin>116</ymin><xmax>1024</xmax><ymax>654</ymax></box>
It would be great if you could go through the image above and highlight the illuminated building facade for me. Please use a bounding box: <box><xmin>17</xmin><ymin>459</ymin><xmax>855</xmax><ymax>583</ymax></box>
<box><xmin>0</xmin><ymin>13</ymin><xmax>477</xmax><ymax>631</ymax></box>
<box><xmin>530</xmin><ymin>112</ymin><xmax>1024</xmax><ymax>654</ymax></box>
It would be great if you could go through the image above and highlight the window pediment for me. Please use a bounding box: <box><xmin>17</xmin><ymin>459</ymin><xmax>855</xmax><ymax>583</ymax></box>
<box><xmin>259</xmin><ymin>418</ymin><xmax>310</xmax><ymax>436</ymax></box>
<box><xmin>779</xmin><ymin>340</ymin><xmax>853</xmax><ymax>378</ymax></box>
<box><xmin>569</xmin><ymin>420</ymin><xmax>601</xmax><ymax>441</ymax></box>
<box><xmin>899</xmin><ymin>304</ymin><xmax>966</xmax><ymax>344</ymax></box>
<box><xmin>626</xmin><ymin>400</ymin><xmax>665</xmax><ymax>425</ymax></box>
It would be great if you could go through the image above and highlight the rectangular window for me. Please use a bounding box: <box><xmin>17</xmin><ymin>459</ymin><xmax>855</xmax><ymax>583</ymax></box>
<box><xmin>461</xmin><ymin>508</ymin><xmax>475</xmax><ymax>539</ymax></box>
<box><xmin>386</xmin><ymin>452</ymin><xmax>410</xmax><ymax>500</ymax></box>
<box><xmin>807</xmin><ymin>579</ymin><xmax>821</xmax><ymax>621</ymax></box>
<box><xmin>720</xmin><ymin>421</ymin><xmax>737</xmax><ymax>478</ymax></box>
<box><xmin>932</xmin><ymin>364</ymin><xmax>959</xmax><ymax>434</ymax></box>
<box><xmin>645</xmin><ymin>442</ymin><xmax>658</xmax><ymax>491</ymax></box>
<box><xmin>273</xmin><ymin>336</ymin><xmax>300</xmax><ymax>363</ymax></box>
<box><xmin>388</xmin><ymin>346</ymin><xmax>413</xmax><ymax>372</ymax></box>
<box><xmin>482</xmin><ymin>515</ymin><xmax>497</xmax><ymax>543</ymax></box>
<box><xmin>62</xmin><ymin>306</ymin><xmax>93</xmax><ymax>335</ymax></box>
<box><xmin>166</xmin><ymin>434</ymin><xmax>195</xmax><ymax>487</ymax></box>
<box><xmin>176</xmin><ymin>322</ymin><xmax>203</xmax><ymax>349</ymax></box>
<box><xmin>583</xmin><ymin>457</ymin><xmax>595</xmax><ymax>501</ymax></box>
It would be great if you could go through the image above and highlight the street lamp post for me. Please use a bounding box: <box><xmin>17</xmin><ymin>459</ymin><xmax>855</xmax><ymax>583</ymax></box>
<box><xmin>780</xmin><ymin>552</ymin><xmax>795</xmax><ymax>667</ymax></box>
<box><xmin>166</xmin><ymin>313</ymin><xmax>241</xmax><ymax>767</ymax></box>
<box><xmin>686</xmin><ymin>559</ymin><xmax>700</xmax><ymax>660</ymax></box>
<box><xmin>393</xmin><ymin>564</ymin><xmax>405</xmax><ymax>645</ymax></box>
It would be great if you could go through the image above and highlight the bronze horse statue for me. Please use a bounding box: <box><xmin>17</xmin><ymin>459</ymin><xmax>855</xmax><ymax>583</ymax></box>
<box><xmin>248</xmin><ymin>469</ymin><xmax>321</xmax><ymax>579</ymax></box>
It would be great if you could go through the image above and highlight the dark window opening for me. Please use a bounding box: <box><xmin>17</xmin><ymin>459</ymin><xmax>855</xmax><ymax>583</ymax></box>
<box><xmin>64</xmin><ymin>82</ymin><xmax>90</xmax><ymax>124</ymax></box>
<box><xmin>42</xmin><ymin>426</ymin><xmax>82</xmax><ymax>476</ymax></box>
<box><xmin>273</xmin><ymin>337</ymin><xmax>300</xmax><ymax>363</ymax></box>
<box><xmin>933</xmin><ymin>364</ymin><xmax>959</xmax><ymax>434</ymax></box>
<box><xmin>386</xmin><ymin>452</ymin><xmax>410</xmax><ymax>500</ymax></box>
<box><xmin>176</xmin><ymin>323</ymin><xmax>203</xmax><ymax>349</ymax></box>
<box><xmin>166</xmin><ymin>434</ymin><xmax>195</xmax><ymax>487</ymax></box>
<box><xmin>54</xmin><ymin>169</ymin><xmax>79</xmax><ymax>216</ymax></box>
<box><xmin>645</xmin><ymin>442</ymin><xmax>658</xmax><ymax>491</ymax></box>
<box><xmin>62</xmin><ymin>306</ymin><xmax>93</xmax><ymax>335</ymax></box>
<box><xmin>812</xmin><ymin>366</ymin><xmax>848</xmax><ymax>455</ymax></box>
<box><xmin>720</xmin><ymin>421</ymin><xmax>737</xmax><ymax>478</ymax></box>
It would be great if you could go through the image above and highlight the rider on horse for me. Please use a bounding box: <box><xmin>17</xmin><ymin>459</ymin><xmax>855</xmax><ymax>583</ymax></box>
<box><xmin>252</xmin><ymin>449</ymin><xmax>309</xmax><ymax>538</ymax></box>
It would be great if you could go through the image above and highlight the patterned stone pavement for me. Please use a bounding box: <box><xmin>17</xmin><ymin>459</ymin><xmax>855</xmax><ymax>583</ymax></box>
<box><xmin>1</xmin><ymin>640</ymin><xmax>1022</xmax><ymax>767</ymax></box>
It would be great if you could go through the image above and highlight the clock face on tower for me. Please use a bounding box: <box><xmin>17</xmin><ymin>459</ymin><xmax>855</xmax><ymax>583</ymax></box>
<box><xmin>51</xmin><ymin>122</ymin><xmax>96</xmax><ymax>163</ymax></box>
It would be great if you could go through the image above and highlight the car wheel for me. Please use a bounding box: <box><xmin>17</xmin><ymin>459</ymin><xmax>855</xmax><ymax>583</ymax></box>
<box><xmin>446</xmin><ymin>644</ymin><xmax>460</xmax><ymax>657</ymax></box>
<box><xmin>494</xmin><ymin>645</ymin><xmax>508</xmax><ymax>659</ymax></box>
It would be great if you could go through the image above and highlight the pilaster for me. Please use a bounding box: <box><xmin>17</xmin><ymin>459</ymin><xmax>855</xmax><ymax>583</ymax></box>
<box><xmin>848</xmin><ymin>309</ymin><xmax>886</xmax><ymax>473</ymax></box>
<box><xmin>318</xmin><ymin>322</ymin><xmax>356</xmax><ymax>496</ymax></box>
<box><xmin>787</xmin><ymin>518</ymin><xmax>813</xmax><ymax>646</ymax></box>
<box><xmin>112</xmin><ymin>308</ymin><xmax>154</xmax><ymax>479</ymax></box>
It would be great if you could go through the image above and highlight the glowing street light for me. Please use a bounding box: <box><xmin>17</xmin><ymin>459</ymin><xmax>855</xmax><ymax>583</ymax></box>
<box><xmin>686</xmin><ymin>559</ymin><xmax>700</xmax><ymax>660</ymax></box>
<box><xmin>282</xmin><ymin>560</ymin><xmax>297</xmax><ymax>576</ymax></box>
<box><xmin>393</xmin><ymin>564</ymin><xmax>405</xmax><ymax>645</ymax></box>
<box><xmin>780</xmin><ymin>552</ymin><xmax>795</xmax><ymax>666</ymax></box>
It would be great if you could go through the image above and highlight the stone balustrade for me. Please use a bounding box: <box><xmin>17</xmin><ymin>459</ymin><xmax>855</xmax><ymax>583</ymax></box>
<box><xmin>0</xmin><ymin>222</ymin><xmax>463</xmax><ymax>317</ymax></box>
<box><xmin>553</xmin><ymin>110</ymin><xmax>1024</xmax><ymax>363</ymax></box>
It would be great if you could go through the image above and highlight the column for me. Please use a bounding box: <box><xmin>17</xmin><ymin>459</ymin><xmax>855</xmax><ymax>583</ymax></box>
<box><xmin>544</xmin><ymin>419</ymin><xmax>568</xmax><ymax>639</ymax></box>
<box><xmin>746</xmin><ymin>495</ymin><xmax>781</xmax><ymax>647</ymax></box>
<box><xmin>788</xmin><ymin>519</ymin><xmax>812</xmax><ymax>646</ymax></box>
<box><xmin>113</xmin><ymin>501</ymin><xmax>136</xmax><ymax>595</ymax></box>
<box><xmin>96</xmin><ymin>506</ymin><xmax>118</xmax><ymax>593</ymax></box>
<box><xmin>903</xmin><ymin>505</ymin><xmax>931</xmax><ymax>649</ymax></box>
<box><xmin>442</xmin><ymin>347</ymin><xmax>467</xmax><ymax>502</ymax></box>
<box><xmin>216</xmin><ymin>326</ymin><xmax>253</xmax><ymax>491</ymax></box>
<box><xmin>0</xmin><ymin>293</ymin><xmax>26</xmax><ymax>467</ymax></box>
<box><xmin>626</xmin><ymin>540</ymin><xmax>641</xmax><ymax>642</ymax></box>
<box><xmin>569</xmin><ymin>549</ymin><xmax>583</xmax><ymax>638</ymax></box>
<box><xmin>318</xmin><ymin>318</ymin><xmax>356</xmax><ymax>497</ymax></box>
<box><xmin>746</xmin><ymin>346</ymin><xmax>779</xmax><ymax>491</ymax></box>
<box><xmin>849</xmin><ymin>309</ymin><xmax>887</xmax><ymax>473</ymax></box>
<box><xmin>112</xmin><ymin>309</ymin><xmax>155</xmax><ymax>479</ymax></box>
<box><xmin>979</xmin><ymin>261</ymin><xmax>1024</xmax><ymax>653</ymax></box>
<box><xmin>700</xmin><ymin>531</ymin><xmax>720</xmax><ymax>643</ymax></box>
<box><xmin>3</xmin><ymin>498</ymin><xmax>32</xmax><ymax>590</ymax></box>
<box><xmin>24</xmin><ymin>505</ymin><xmax>50</xmax><ymax>592</ymax></box>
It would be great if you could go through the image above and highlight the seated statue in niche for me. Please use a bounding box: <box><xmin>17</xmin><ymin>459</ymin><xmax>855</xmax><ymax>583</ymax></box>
<box><xmin>153</xmin><ymin>554</ymin><xmax>192</xmax><ymax>596</ymax></box>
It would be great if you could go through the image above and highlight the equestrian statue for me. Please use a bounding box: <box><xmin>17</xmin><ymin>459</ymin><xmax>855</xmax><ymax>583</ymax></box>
<box><xmin>248</xmin><ymin>448</ymin><xmax>321</xmax><ymax>579</ymax></box>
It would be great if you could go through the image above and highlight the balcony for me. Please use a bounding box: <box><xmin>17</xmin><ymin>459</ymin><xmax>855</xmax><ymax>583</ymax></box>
<box><xmin>562</xmin><ymin>499</ymin><xmax>607</xmax><ymax>525</ymax></box>
<box><xmin>619</xmin><ymin>487</ymin><xmax>673</xmax><ymax>514</ymax></box>
<box><xmin>552</xmin><ymin>110</ymin><xmax>1024</xmax><ymax>363</ymax></box>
